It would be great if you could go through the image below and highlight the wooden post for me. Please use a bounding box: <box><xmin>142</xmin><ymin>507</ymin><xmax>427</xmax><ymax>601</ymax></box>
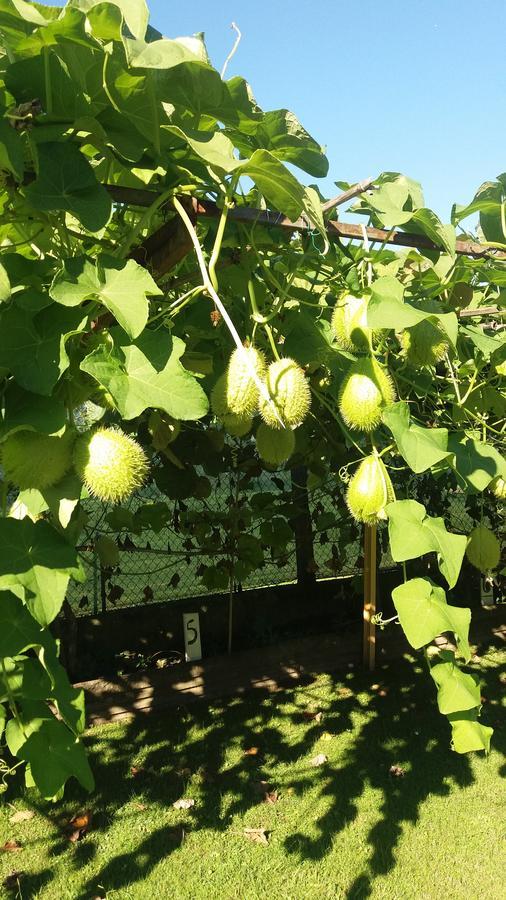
<box><xmin>363</xmin><ymin>524</ymin><xmax>377</xmax><ymax>670</ymax></box>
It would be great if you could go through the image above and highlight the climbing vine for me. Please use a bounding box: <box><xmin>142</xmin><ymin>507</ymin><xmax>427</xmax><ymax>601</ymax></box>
<box><xmin>0</xmin><ymin>0</ymin><xmax>504</xmax><ymax>798</ymax></box>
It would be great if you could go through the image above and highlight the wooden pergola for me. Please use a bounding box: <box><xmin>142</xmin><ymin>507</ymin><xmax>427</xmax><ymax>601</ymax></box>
<box><xmin>110</xmin><ymin>179</ymin><xmax>505</xmax><ymax>670</ymax></box>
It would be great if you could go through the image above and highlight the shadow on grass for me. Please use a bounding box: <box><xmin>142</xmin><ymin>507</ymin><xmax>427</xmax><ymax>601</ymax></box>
<box><xmin>8</xmin><ymin>635</ymin><xmax>505</xmax><ymax>899</ymax></box>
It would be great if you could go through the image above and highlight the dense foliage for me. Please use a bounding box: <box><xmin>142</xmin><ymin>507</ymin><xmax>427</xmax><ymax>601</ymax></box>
<box><xmin>0</xmin><ymin>0</ymin><xmax>504</xmax><ymax>798</ymax></box>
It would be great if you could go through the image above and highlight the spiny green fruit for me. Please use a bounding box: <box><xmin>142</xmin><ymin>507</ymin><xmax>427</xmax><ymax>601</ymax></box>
<box><xmin>346</xmin><ymin>454</ymin><xmax>395</xmax><ymax>525</ymax></box>
<box><xmin>222</xmin><ymin>412</ymin><xmax>253</xmax><ymax>437</ymax></box>
<box><xmin>211</xmin><ymin>374</ymin><xmax>253</xmax><ymax>437</ymax></box>
<box><xmin>338</xmin><ymin>356</ymin><xmax>395</xmax><ymax>432</ymax></box>
<box><xmin>73</xmin><ymin>427</ymin><xmax>148</xmax><ymax>503</ymax></box>
<box><xmin>331</xmin><ymin>294</ymin><xmax>372</xmax><ymax>351</ymax></box>
<box><xmin>259</xmin><ymin>358</ymin><xmax>311</xmax><ymax>429</ymax></box>
<box><xmin>1</xmin><ymin>429</ymin><xmax>75</xmax><ymax>490</ymax></box>
<box><xmin>226</xmin><ymin>346</ymin><xmax>266</xmax><ymax>416</ymax></box>
<box><xmin>256</xmin><ymin>423</ymin><xmax>295</xmax><ymax>465</ymax></box>
<box><xmin>489</xmin><ymin>475</ymin><xmax>506</xmax><ymax>500</ymax></box>
<box><xmin>465</xmin><ymin>525</ymin><xmax>501</xmax><ymax>573</ymax></box>
<box><xmin>400</xmin><ymin>319</ymin><xmax>449</xmax><ymax>367</ymax></box>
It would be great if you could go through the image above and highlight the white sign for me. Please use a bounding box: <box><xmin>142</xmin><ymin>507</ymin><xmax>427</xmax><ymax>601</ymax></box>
<box><xmin>183</xmin><ymin>612</ymin><xmax>202</xmax><ymax>661</ymax></box>
<box><xmin>480</xmin><ymin>576</ymin><xmax>494</xmax><ymax>608</ymax></box>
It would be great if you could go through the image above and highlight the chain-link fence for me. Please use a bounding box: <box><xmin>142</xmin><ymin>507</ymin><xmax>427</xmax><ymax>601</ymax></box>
<box><xmin>66</xmin><ymin>464</ymin><xmax>497</xmax><ymax>617</ymax></box>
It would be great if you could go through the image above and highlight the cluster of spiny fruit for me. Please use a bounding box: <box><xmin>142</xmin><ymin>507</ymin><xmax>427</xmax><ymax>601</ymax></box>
<box><xmin>2</xmin><ymin>294</ymin><xmax>503</xmax><ymax>534</ymax></box>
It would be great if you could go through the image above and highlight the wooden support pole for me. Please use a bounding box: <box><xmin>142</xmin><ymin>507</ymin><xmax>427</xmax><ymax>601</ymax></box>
<box><xmin>363</xmin><ymin>524</ymin><xmax>377</xmax><ymax>671</ymax></box>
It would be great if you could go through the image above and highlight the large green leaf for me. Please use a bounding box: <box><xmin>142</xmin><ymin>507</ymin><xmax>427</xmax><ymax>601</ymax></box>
<box><xmin>162</xmin><ymin>124</ymin><xmax>240</xmax><ymax>174</ymax></box>
<box><xmin>453</xmin><ymin>176</ymin><xmax>506</xmax><ymax>244</ymax></box>
<box><xmin>50</xmin><ymin>255</ymin><xmax>161</xmax><ymax>339</ymax></box>
<box><xmin>236</xmin><ymin>150</ymin><xmax>305</xmax><ymax>221</ymax></box>
<box><xmin>367</xmin><ymin>276</ymin><xmax>458</xmax><ymax>345</ymax></box>
<box><xmin>383</xmin><ymin>401</ymin><xmax>450</xmax><ymax>473</ymax></box>
<box><xmin>125</xmin><ymin>34</ymin><xmax>201</xmax><ymax>68</ymax></box>
<box><xmin>283</xmin><ymin>310</ymin><xmax>338</xmax><ymax>366</ymax></box>
<box><xmin>0</xmin><ymin>519</ymin><xmax>81</xmax><ymax>626</ymax></box>
<box><xmin>0</xmin><ymin>590</ymin><xmax>43</xmax><ymax>656</ymax></box>
<box><xmin>386</xmin><ymin>499</ymin><xmax>466</xmax><ymax>588</ymax></box>
<box><xmin>447</xmin><ymin>710</ymin><xmax>493</xmax><ymax>754</ymax></box>
<box><xmin>430</xmin><ymin>656</ymin><xmax>481</xmax><ymax>715</ymax></box>
<box><xmin>71</xmin><ymin>0</ymin><xmax>148</xmax><ymax>40</ymax></box>
<box><xmin>5</xmin><ymin>714</ymin><xmax>93</xmax><ymax>798</ymax></box>
<box><xmin>228</xmin><ymin>108</ymin><xmax>328</xmax><ymax>178</ymax></box>
<box><xmin>81</xmin><ymin>327</ymin><xmax>209</xmax><ymax>420</ymax></box>
<box><xmin>6</xmin><ymin>52</ymin><xmax>94</xmax><ymax>120</ymax></box>
<box><xmin>448</xmin><ymin>434</ymin><xmax>506</xmax><ymax>492</ymax></box>
<box><xmin>391</xmin><ymin>578</ymin><xmax>471</xmax><ymax>660</ymax></box>
<box><xmin>25</xmin><ymin>142</ymin><xmax>111</xmax><ymax>231</ymax></box>
<box><xmin>0</xmin><ymin>119</ymin><xmax>23</xmax><ymax>181</ymax></box>
<box><xmin>0</xmin><ymin>304</ymin><xmax>87</xmax><ymax>395</ymax></box>
<box><xmin>409</xmin><ymin>208</ymin><xmax>456</xmax><ymax>257</ymax></box>
<box><xmin>0</xmin><ymin>384</ymin><xmax>67</xmax><ymax>440</ymax></box>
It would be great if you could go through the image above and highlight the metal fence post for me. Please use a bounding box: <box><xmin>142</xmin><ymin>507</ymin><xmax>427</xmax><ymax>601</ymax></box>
<box><xmin>291</xmin><ymin>465</ymin><xmax>317</xmax><ymax>589</ymax></box>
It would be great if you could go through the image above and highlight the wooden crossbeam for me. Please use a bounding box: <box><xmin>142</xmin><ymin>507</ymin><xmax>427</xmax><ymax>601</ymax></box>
<box><xmin>106</xmin><ymin>185</ymin><xmax>506</xmax><ymax>263</ymax></box>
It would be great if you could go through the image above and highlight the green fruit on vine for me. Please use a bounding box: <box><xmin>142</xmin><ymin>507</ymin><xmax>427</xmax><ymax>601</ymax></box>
<box><xmin>1</xmin><ymin>429</ymin><xmax>75</xmax><ymax>490</ymax></box>
<box><xmin>73</xmin><ymin>427</ymin><xmax>148</xmax><ymax>503</ymax></box>
<box><xmin>465</xmin><ymin>525</ymin><xmax>501</xmax><ymax>573</ymax></box>
<box><xmin>255</xmin><ymin>422</ymin><xmax>295</xmax><ymax>465</ymax></box>
<box><xmin>346</xmin><ymin>454</ymin><xmax>395</xmax><ymax>525</ymax></box>
<box><xmin>489</xmin><ymin>475</ymin><xmax>506</xmax><ymax>500</ymax></box>
<box><xmin>259</xmin><ymin>358</ymin><xmax>311</xmax><ymax>429</ymax></box>
<box><xmin>338</xmin><ymin>356</ymin><xmax>395</xmax><ymax>432</ymax></box>
<box><xmin>222</xmin><ymin>413</ymin><xmax>253</xmax><ymax>437</ymax></box>
<box><xmin>331</xmin><ymin>294</ymin><xmax>372</xmax><ymax>351</ymax></box>
<box><xmin>400</xmin><ymin>319</ymin><xmax>449</xmax><ymax>367</ymax></box>
<box><xmin>226</xmin><ymin>346</ymin><xmax>266</xmax><ymax>416</ymax></box>
<box><xmin>211</xmin><ymin>374</ymin><xmax>253</xmax><ymax>437</ymax></box>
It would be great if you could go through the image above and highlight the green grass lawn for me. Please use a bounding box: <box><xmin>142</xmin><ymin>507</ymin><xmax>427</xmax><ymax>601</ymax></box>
<box><xmin>1</xmin><ymin>643</ymin><xmax>504</xmax><ymax>900</ymax></box>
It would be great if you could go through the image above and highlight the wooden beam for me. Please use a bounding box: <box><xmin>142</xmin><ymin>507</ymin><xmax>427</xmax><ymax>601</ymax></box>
<box><xmin>362</xmin><ymin>524</ymin><xmax>377</xmax><ymax>671</ymax></box>
<box><xmin>103</xmin><ymin>185</ymin><xmax>506</xmax><ymax>262</ymax></box>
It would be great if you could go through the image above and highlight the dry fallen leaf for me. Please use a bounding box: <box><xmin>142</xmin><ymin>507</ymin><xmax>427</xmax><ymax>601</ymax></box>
<box><xmin>9</xmin><ymin>810</ymin><xmax>35</xmax><ymax>825</ymax></box>
<box><xmin>243</xmin><ymin>827</ymin><xmax>269</xmax><ymax>846</ymax></box>
<box><xmin>389</xmin><ymin>765</ymin><xmax>406</xmax><ymax>778</ymax></box>
<box><xmin>302</xmin><ymin>710</ymin><xmax>323</xmax><ymax>723</ymax></box>
<box><xmin>310</xmin><ymin>753</ymin><xmax>328</xmax><ymax>767</ymax></box>
<box><xmin>264</xmin><ymin>790</ymin><xmax>279</xmax><ymax>805</ymax></box>
<box><xmin>172</xmin><ymin>798</ymin><xmax>195</xmax><ymax>810</ymax></box>
<box><xmin>2</xmin><ymin>840</ymin><xmax>23</xmax><ymax>853</ymax></box>
<box><xmin>130</xmin><ymin>765</ymin><xmax>146</xmax><ymax>778</ymax></box>
<box><xmin>67</xmin><ymin>810</ymin><xmax>92</xmax><ymax>842</ymax></box>
<box><xmin>243</xmin><ymin>747</ymin><xmax>260</xmax><ymax>757</ymax></box>
<box><xmin>134</xmin><ymin>803</ymin><xmax>148</xmax><ymax>812</ymax></box>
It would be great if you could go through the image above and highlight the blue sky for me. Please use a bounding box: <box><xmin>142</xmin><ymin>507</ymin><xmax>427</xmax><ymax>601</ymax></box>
<box><xmin>148</xmin><ymin>0</ymin><xmax>506</xmax><ymax>221</ymax></box>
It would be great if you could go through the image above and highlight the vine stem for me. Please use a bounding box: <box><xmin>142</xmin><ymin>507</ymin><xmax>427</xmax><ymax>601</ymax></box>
<box><xmin>173</xmin><ymin>196</ymin><xmax>283</xmax><ymax>423</ymax></box>
<box><xmin>444</xmin><ymin>351</ymin><xmax>462</xmax><ymax>404</ymax></box>
<box><xmin>221</xmin><ymin>22</ymin><xmax>242</xmax><ymax>79</ymax></box>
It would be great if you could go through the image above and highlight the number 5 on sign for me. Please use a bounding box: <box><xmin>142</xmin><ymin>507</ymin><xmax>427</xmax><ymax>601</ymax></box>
<box><xmin>183</xmin><ymin>613</ymin><xmax>202</xmax><ymax>662</ymax></box>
